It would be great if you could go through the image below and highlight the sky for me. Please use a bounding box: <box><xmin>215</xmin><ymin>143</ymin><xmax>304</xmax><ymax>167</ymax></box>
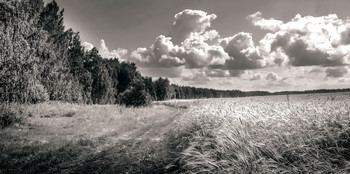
<box><xmin>48</xmin><ymin>0</ymin><xmax>350</xmax><ymax>91</ymax></box>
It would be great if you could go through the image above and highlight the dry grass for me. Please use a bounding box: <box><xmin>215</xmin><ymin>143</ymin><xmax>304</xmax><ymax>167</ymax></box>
<box><xmin>1</xmin><ymin>93</ymin><xmax>349</xmax><ymax>173</ymax></box>
<box><xmin>0</xmin><ymin>101</ymin><xmax>180</xmax><ymax>173</ymax></box>
<box><xmin>167</xmin><ymin>93</ymin><xmax>350</xmax><ymax>173</ymax></box>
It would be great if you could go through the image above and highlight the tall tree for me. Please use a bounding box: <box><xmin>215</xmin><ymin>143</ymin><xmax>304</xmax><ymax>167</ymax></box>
<box><xmin>39</xmin><ymin>0</ymin><xmax>78</xmax><ymax>101</ymax></box>
<box><xmin>85</xmin><ymin>48</ymin><xmax>116</xmax><ymax>104</ymax></box>
<box><xmin>117</xmin><ymin>62</ymin><xmax>141</xmax><ymax>94</ymax></box>
<box><xmin>0</xmin><ymin>0</ymin><xmax>48</xmax><ymax>103</ymax></box>
<box><xmin>155</xmin><ymin>77</ymin><xmax>171</xmax><ymax>101</ymax></box>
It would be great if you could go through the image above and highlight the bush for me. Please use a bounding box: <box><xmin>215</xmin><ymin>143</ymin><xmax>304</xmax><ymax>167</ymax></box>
<box><xmin>29</xmin><ymin>83</ymin><xmax>49</xmax><ymax>104</ymax></box>
<box><xmin>0</xmin><ymin>103</ymin><xmax>26</xmax><ymax>129</ymax></box>
<box><xmin>118</xmin><ymin>81</ymin><xmax>152</xmax><ymax>107</ymax></box>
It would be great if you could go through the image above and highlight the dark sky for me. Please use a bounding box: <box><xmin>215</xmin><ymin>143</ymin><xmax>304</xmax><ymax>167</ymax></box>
<box><xmin>48</xmin><ymin>0</ymin><xmax>350</xmax><ymax>91</ymax></box>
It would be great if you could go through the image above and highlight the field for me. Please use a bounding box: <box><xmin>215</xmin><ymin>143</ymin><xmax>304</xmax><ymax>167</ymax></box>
<box><xmin>1</xmin><ymin>93</ymin><xmax>350</xmax><ymax>173</ymax></box>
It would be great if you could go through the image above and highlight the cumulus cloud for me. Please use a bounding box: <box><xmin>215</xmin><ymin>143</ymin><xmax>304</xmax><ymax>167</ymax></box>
<box><xmin>130</xmin><ymin>9</ymin><xmax>267</xmax><ymax>78</ymax></box>
<box><xmin>130</xmin><ymin>9</ymin><xmax>232</xmax><ymax>70</ymax></box>
<box><xmin>130</xmin><ymin>35</ymin><xmax>186</xmax><ymax>67</ymax></box>
<box><xmin>82</xmin><ymin>42</ymin><xmax>94</xmax><ymax>51</ymax></box>
<box><xmin>250</xmin><ymin>73</ymin><xmax>262</xmax><ymax>81</ymax></box>
<box><xmin>325</xmin><ymin>67</ymin><xmax>348</xmax><ymax>77</ymax></box>
<box><xmin>128</xmin><ymin>9</ymin><xmax>350</xmax><ymax>87</ymax></box>
<box><xmin>254</xmin><ymin>12</ymin><xmax>350</xmax><ymax>67</ymax></box>
<box><xmin>266</xmin><ymin>72</ymin><xmax>278</xmax><ymax>81</ymax></box>
<box><xmin>169</xmin><ymin>9</ymin><xmax>217</xmax><ymax>45</ymax></box>
<box><xmin>99</xmin><ymin>39</ymin><xmax>127</xmax><ymax>59</ymax></box>
<box><xmin>220</xmin><ymin>32</ymin><xmax>265</xmax><ymax>70</ymax></box>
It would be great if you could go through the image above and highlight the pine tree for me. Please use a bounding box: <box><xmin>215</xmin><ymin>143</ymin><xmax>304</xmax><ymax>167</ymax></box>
<box><xmin>0</xmin><ymin>0</ymin><xmax>48</xmax><ymax>103</ymax></box>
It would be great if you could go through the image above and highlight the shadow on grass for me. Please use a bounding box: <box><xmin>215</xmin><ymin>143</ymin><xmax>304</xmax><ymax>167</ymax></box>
<box><xmin>0</xmin><ymin>136</ymin><xmax>184</xmax><ymax>174</ymax></box>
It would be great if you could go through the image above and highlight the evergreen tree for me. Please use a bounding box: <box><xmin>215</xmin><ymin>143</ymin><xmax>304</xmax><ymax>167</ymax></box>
<box><xmin>155</xmin><ymin>77</ymin><xmax>171</xmax><ymax>101</ymax></box>
<box><xmin>86</xmin><ymin>48</ymin><xmax>116</xmax><ymax>104</ymax></box>
<box><xmin>0</xmin><ymin>0</ymin><xmax>48</xmax><ymax>103</ymax></box>
<box><xmin>143</xmin><ymin>76</ymin><xmax>157</xmax><ymax>100</ymax></box>
<box><xmin>39</xmin><ymin>0</ymin><xmax>79</xmax><ymax>101</ymax></box>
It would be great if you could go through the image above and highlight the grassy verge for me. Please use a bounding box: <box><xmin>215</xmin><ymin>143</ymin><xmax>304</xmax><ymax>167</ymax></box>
<box><xmin>0</xmin><ymin>101</ymin><xmax>182</xmax><ymax>173</ymax></box>
<box><xmin>1</xmin><ymin>93</ymin><xmax>349</xmax><ymax>173</ymax></box>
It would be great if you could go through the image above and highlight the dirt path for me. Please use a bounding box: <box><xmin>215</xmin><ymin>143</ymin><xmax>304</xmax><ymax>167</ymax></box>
<box><xmin>115</xmin><ymin>106</ymin><xmax>182</xmax><ymax>142</ymax></box>
<box><xmin>0</xmin><ymin>104</ymin><xmax>187</xmax><ymax>174</ymax></box>
<box><xmin>72</xmin><ymin>106</ymin><xmax>186</xmax><ymax>174</ymax></box>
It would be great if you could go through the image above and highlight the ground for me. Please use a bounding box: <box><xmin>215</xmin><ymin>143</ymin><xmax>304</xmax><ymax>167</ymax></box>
<box><xmin>1</xmin><ymin>93</ymin><xmax>350</xmax><ymax>173</ymax></box>
<box><xmin>0</xmin><ymin>101</ymin><xmax>189</xmax><ymax>173</ymax></box>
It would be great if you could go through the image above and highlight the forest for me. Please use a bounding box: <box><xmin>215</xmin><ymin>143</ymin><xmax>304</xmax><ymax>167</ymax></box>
<box><xmin>1</xmin><ymin>0</ymin><xmax>349</xmax><ymax>107</ymax></box>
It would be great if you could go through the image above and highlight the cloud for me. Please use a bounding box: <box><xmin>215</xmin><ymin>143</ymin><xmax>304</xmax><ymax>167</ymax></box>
<box><xmin>130</xmin><ymin>10</ymin><xmax>230</xmax><ymax>69</ymax></box>
<box><xmin>228</xmin><ymin>70</ymin><xmax>245</xmax><ymax>77</ymax></box>
<box><xmin>248</xmin><ymin>11</ymin><xmax>283</xmax><ymax>32</ymax></box>
<box><xmin>138</xmin><ymin>66</ymin><xmax>184</xmax><ymax>78</ymax></box>
<box><xmin>82</xmin><ymin>42</ymin><xmax>94</xmax><ymax>51</ymax></box>
<box><xmin>99</xmin><ymin>39</ymin><xmax>127</xmax><ymax>59</ymax></box>
<box><xmin>128</xmin><ymin>9</ymin><xmax>350</xmax><ymax>89</ymax></box>
<box><xmin>182</xmin><ymin>69</ymin><xmax>211</xmax><ymax>85</ymax></box>
<box><xmin>169</xmin><ymin>9</ymin><xmax>217</xmax><ymax>45</ymax></box>
<box><xmin>202</xmin><ymin>67</ymin><xmax>229</xmax><ymax>77</ymax></box>
<box><xmin>338</xmin><ymin>78</ymin><xmax>347</xmax><ymax>83</ymax></box>
<box><xmin>131</xmin><ymin>9</ymin><xmax>267</xmax><ymax>75</ymax></box>
<box><xmin>309</xmin><ymin>67</ymin><xmax>323</xmax><ymax>73</ymax></box>
<box><xmin>325</xmin><ymin>67</ymin><xmax>348</xmax><ymax>77</ymax></box>
<box><xmin>130</xmin><ymin>35</ymin><xmax>186</xmax><ymax>67</ymax></box>
<box><xmin>266</xmin><ymin>72</ymin><xmax>278</xmax><ymax>81</ymax></box>
<box><xmin>250</xmin><ymin>73</ymin><xmax>262</xmax><ymax>81</ymax></box>
<box><xmin>254</xmin><ymin>12</ymin><xmax>350</xmax><ymax>67</ymax></box>
<box><xmin>220</xmin><ymin>32</ymin><xmax>265</xmax><ymax>70</ymax></box>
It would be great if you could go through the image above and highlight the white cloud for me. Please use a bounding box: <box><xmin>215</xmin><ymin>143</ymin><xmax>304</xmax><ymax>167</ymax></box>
<box><xmin>220</xmin><ymin>32</ymin><xmax>265</xmax><ymax>70</ymax></box>
<box><xmin>82</xmin><ymin>42</ymin><xmax>94</xmax><ymax>51</ymax></box>
<box><xmin>130</xmin><ymin>9</ymin><xmax>266</xmax><ymax>76</ymax></box>
<box><xmin>248</xmin><ymin>11</ymin><xmax>283</xmax><ymax>32</ymax></box>
<box><xmin>128</xmin><ymin>9</ymin><xmax>350</xmax><ymax>88</ymax></box>
<box><xmin>169</xmin><ymin>9</ymin><xmax>217</xmax><ymax>45</ymax></box>
<box><xmin>253</xmin><ymin>12</ymin><xmax>350</xmax><ymax>67</ymax></box>
<box><xmin>99</xmin><ymin>39</ymin><xmax>127</xmax><ymax>59</ymax></box>
<box><xmin>130</xmin><ymin>35</ymin><xmax>186</xmax><ymax>67</ymax></box>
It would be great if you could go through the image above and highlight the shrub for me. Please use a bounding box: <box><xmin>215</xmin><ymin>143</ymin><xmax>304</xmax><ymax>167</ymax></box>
<box><xmin>29</xmin><ymin>83</ymin><xmax>49</xmax><ymax>104</ymax></box>
<box><xmin>0</xmin><ymin>103</ymin><xmax>26</xmax><ymax>129</ymax></box>
<box><xmin>118</xmin><ymin>80</ymin><xmax>152</xmax><ymax>107</ymax></box>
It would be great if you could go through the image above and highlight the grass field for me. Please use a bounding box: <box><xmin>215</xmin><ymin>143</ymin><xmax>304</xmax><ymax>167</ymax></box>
<box><xmin>1</xmin><ymin>93</ymin><xmax>350</xmax><ymax>173</ymax></box>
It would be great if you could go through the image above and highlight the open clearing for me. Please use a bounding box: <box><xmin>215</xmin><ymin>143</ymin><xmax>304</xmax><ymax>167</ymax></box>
<box><xmin>1</xmin><ymin>93</ymin><xmax>350</xmax><ymax>173</ymax></box>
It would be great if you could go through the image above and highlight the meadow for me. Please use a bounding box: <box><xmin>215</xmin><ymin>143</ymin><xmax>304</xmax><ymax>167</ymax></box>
<box><xmin>1</xmin><ymin>92</ymin><xmax>350</xmax><ymax>173</ymax></box>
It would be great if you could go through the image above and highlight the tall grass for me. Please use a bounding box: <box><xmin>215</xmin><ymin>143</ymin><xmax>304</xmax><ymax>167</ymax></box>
<box><xmin>167</xmin><ymin>93</ymin><xmax>350</xmax><ymax>173</ymax></box>
<box><xmin>1</xmin><ymin>93</ymin><xmax>349</xmax><ymax>173</ymax></box>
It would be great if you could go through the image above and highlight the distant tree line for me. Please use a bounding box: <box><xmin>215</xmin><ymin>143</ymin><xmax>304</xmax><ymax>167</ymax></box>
<box><xmin>1</xmin><ymin>0</ymin><xmax>349</xmax><ymax>107</ymax></box>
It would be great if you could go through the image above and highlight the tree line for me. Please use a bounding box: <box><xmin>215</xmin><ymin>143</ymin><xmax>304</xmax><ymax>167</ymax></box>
<box><xmin>1</xmin><ymin>0</ymin><xmax>349</xmax><ymax>107</ymax></box>
<box><xmin>0</xmin><ymin>0</ymin><xmax>245</xmax><ymax>106</ymax></box>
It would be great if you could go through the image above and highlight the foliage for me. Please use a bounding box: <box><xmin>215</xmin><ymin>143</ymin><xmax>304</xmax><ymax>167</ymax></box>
<box><xmin>118</xmin><ymin>80</ymin><xmax>152</xmax><ymax>107</ymax></box>
<box><xmin>0</xmin><ymin>103</ymin><xmax>27</xmax><ymax>129</ymax></box>
<box><xmin>1</xmin><ymin>0</ymin><xmax>349</xmax><ymax>107</ymax></box>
